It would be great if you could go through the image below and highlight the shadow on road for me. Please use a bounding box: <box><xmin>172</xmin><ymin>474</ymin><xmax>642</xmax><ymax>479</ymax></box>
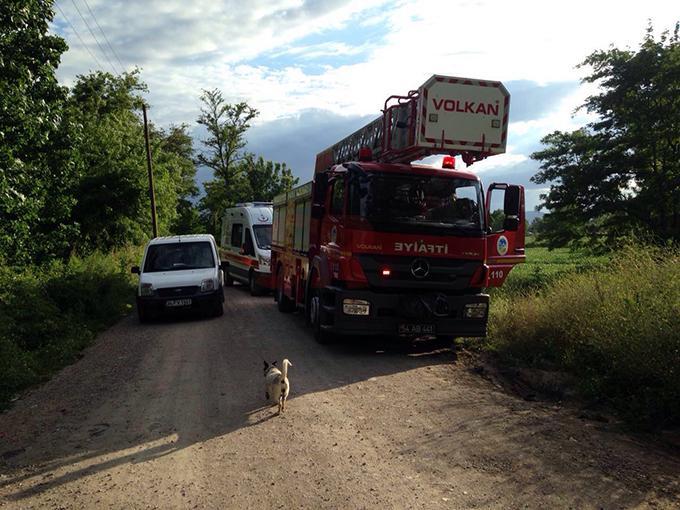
<box><xmin>2</xmin><ymin>287</ymin><xmax>678</xmax><ymax>508</ymax></box>
<box><xmin>0</xmin><ymin>287</ymin><xmax>458</xmax><ymax>501</ymax></box>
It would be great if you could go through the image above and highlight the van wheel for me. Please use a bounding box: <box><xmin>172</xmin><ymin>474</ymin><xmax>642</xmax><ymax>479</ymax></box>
<box><xmin>224</xmin><ymin>266</ymin><xmax>234</xmax><ymax>286</ymax></box>
<box><xmin>137</xmin><ymin>303</ymin><xmax>149</xmax><ymax>323</ymax></box>
<box><xmin>276</xmin><ymin>270</ymin><xmax>295</xmax><ymax>313</ymax></box>
<box><xmin>213</xmin><ymin>298</ymin><xmax>224</xmax><ymax>317</ymax></box>
<box><xmin>249</xmin><ymin>273</ymin><xmax>259</xmax><ymax>296</ymax></box>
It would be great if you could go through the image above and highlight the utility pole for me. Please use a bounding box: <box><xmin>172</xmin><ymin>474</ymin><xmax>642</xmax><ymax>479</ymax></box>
<box><xmin>142</xmin><ymin>103</ymin><xmax>158</xmax><ymax>238</ymax></box>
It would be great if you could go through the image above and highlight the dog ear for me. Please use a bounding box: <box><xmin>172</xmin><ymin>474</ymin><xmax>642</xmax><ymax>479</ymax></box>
<box><xmin>272</xmin><ymin>361</ymin><xmax>277</xmax><ymax>366</ymax></box>
<box><xmin>263</xmin><ymin>360</ymin><xmax>269</xmax><ymax>370</ymax></box>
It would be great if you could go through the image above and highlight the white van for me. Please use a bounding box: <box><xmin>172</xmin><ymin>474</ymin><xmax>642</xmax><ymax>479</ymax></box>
<box><xmin>219</xmin><ymin>202</ymin><xmax>273</xmax><ymax>295</ymax></box>
<box><xmin>131</xmin><ymin>234</ymin><xmax>225</xmax><ymax>321</ymax></box>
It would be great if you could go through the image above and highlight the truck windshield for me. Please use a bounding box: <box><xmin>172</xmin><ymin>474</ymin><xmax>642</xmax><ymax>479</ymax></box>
<box><xmin>253</xmin><ymin>225</ymin><xmax>272</xmax><ymax>250</ymax></box>
<box><xmin>349</xmin><ymin>170</ymin><xmax>484</xmax><ymax>234</ymax></box>
<box><xmin>143</xmin><ymin>242</ymin><xmax>215</xmax><ymax>272</ymax></box>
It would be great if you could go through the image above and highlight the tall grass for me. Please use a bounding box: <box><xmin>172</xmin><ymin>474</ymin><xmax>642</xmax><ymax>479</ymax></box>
<box><xmin>488</xmin><ymin>245</ymin><xmax>680</xmax><ymax>429</ymax></box>
<box><xmin>0</xmin><ymin>247</ymin><xmax>142</xmax><ymax>408</ymax></box>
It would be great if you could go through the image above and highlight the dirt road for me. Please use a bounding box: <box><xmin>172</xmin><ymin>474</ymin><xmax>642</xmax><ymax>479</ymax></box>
<box><xmin>1</xmin><ymin>287</ymin><xmax>678</xmax><ymax>509</ymax></box>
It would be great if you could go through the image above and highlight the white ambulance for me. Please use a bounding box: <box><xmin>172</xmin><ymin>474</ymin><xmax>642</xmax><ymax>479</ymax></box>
<box><xmin>219</xmin><ymin>202</ymin><xmax>273</xmax><ymax>295</ymax></box>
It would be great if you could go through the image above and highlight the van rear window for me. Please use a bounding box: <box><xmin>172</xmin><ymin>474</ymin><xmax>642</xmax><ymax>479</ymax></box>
<box><xmin>143</xmin><ymin>242</ymin><xmax>215</xmax><ymax>272</ymax></box>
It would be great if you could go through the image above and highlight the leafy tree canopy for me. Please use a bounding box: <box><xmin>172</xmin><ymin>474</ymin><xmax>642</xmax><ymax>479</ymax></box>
<box><xmin>0</xmin><ymin>0</ymin><xmax>77</xmax><ymax>265</ymax></box>
<box><xmin>69</xmin><ymin>71</ymin><xmax>195</xmax><ymax>251</ymax></box>
<box><xmin>197</xmin><ymin>90</ymin><xmax>296</xmax><ymax>234</ymax></box>
<box><xmin>531</xmin><ymin>23</ymin><xmax>680</xmax><ymax>249</ymax></box>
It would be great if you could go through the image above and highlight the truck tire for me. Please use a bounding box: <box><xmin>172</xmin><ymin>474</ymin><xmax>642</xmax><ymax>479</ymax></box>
<box><xmin>276</xmin><ymin>269</ymin><xmax>295</xmax><ymax>313</ymax></box>
<box><xmin>310</xmin><ymin>288</ymin><xmax>333</xmax><ymax>344</ymax></box>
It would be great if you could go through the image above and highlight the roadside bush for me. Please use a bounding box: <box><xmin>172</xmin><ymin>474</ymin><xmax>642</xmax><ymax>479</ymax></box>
<box><xmin>0</xmin><ymin>247</ymin><xmax>141</xmax><ymax>408</ymax></box>
<box><xmin>488</xmin><ymin>245</ymin><xmax>680</xmax><ymax>429</ymax></box>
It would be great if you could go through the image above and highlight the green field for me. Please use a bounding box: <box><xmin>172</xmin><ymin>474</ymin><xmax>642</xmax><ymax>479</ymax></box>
<box><xmin>482</xmin><ymin>242</ymin><xmax>680</xmax><ymax>430</ymax></box>
<box><xmin>494</xmin><ymin>240</ymin><xmax>609</xmax><ymax>296</ymax></box>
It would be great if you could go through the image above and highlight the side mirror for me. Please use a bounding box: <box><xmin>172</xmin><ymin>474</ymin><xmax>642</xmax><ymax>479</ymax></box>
<box><xmin>504</xmin><ymin>185</ymin><xmax>521</xmax><ymax>217</ymax></box>
<box><xmin>503</xmin><ymin>217</ymin><xmax>520</xmax><ymax>231</ymax></box>
<box><xmin>131</xmin><ymin>266</ymin><xmax>140</xmax><ymax>274</ymax></box>
<box><xmin>240</xmin><ymin>244</ymin><xmax>246</xmax><ymax>255</ymax></box>
<box><xmin>220</xmin><ymin>261</ymin><xmax>228</xmax><ymax>272</ymax></box>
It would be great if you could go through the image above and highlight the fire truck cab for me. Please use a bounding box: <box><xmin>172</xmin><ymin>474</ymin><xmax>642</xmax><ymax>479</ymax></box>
<box><xmin>272</xmin><ymin>75</ymin><xmax>525</xmax><ymax>342</ymax></box>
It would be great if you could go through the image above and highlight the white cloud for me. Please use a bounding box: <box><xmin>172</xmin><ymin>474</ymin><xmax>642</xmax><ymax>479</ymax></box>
<box><xmin>50</xmin><ymin>0</ymin><xmax>677</xmax><ymax>209</ymax></box>
<box><xmin>53</xmin><ymin>0</ymin><xmax>676</xmax><ymax>125</ymax></box>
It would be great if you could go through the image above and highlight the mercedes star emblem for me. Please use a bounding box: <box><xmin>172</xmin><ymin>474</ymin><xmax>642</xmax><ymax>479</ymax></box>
<box><xmin>410</xmin><ymin>258</ymin><xmax>430</xmax><ymax>279</ymax></box>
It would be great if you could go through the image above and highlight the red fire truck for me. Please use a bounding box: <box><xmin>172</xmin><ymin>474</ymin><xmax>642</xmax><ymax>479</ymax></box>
<box><xmin>271</xmin><ymin>75</ymin><xmax>525</xmax><ymax>342</ymax></box>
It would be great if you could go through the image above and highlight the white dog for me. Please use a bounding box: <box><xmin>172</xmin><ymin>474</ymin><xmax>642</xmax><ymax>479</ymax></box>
<box><xmin>263</xmin><ymin>359</ymin><xmax>293</xmax><ymax>414</ymax></box>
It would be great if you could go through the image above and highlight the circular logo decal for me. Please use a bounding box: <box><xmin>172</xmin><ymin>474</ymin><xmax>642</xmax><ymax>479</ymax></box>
<box><xmin>497</xmin><ymin>235</ymin><xmax>509</xmax><ymax>256</ymax></box>
<box><xmin>410</xmin><ymin>258</ymin><xmax>430</xmax><ymax>279</ymax></box>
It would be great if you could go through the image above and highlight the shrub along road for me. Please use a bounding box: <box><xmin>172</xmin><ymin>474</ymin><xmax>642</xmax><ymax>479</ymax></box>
<box><xmin>0</xmin><ymin>288</ymin><xmax>678</xmax><ymax>509</ymax></box>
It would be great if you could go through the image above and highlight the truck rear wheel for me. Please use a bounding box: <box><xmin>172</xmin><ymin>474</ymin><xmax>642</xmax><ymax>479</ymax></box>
<box><xmin>276</xmin><ymin>269</ymin><xmax>295</xmax><ymax>313</ymax></box>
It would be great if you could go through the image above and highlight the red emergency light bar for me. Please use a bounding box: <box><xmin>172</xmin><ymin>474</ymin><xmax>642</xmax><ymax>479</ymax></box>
<box><xmin>442</xmin><ymin>155</ymin><xmax>455</xmax><ymax>169</ymax></box>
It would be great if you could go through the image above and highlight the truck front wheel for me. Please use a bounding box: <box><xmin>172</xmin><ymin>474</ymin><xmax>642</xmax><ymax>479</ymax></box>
<box><xmin>310</xmin><ymin>288</ymin><xmax>333</xmax><ymax>344</ymax></box>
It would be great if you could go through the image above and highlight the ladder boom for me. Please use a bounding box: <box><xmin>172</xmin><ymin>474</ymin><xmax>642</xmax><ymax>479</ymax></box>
<box><xmin>315</xmin><ymin>75</ymin><xmax>510</xmax><ymax>172</ymax></box>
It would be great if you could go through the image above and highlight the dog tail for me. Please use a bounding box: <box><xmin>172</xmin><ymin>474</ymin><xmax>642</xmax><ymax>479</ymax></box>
<box><xmin>281</xmin><ymin>358</ymin><xmax>292</xmax><ymax>380</ymax></box>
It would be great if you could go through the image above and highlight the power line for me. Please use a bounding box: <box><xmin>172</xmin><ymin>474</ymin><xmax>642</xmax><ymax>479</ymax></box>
<box><xmin>81</xmin><ymin>0</ymin><xmax>125</xmax><ymax>72</ymax></box>
<box><xmin>54</xmin><ymin>1</ymin><xmax>106</xmax><ymax>71</ymax></box>
<box><xmin>69</xmin><ymin>0</ymin><xmax>119</xmax><ymax>74</ymax></box>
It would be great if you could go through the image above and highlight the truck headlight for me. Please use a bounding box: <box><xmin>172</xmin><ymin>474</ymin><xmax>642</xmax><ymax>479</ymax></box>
<box><xmin>464</xmin><ymin>303</ymin><xmax>487</xmax><ymax>319</ymax></box>
<box><xmin>140</xmin><ymin>283</ymin><xmax>154</xmax><ymax>296</ymax></box>
<box><xmin>343</xmin><ymin>299</ymin><xmax>370</xmax><ymax>316</ymax></box>
<box><xmin>201</xmin><ymin>279</ymin><xmax>215</xmax><ymax>292</ymax></box>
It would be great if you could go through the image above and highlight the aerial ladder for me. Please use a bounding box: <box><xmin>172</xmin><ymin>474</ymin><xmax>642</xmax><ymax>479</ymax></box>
<box><xmin>315</xmin><ymin>75</ymin><xmax>510</xmax><ymax>172</ymax></box>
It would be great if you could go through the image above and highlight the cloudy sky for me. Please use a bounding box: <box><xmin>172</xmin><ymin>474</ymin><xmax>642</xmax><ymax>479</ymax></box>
<box><xmin>50</xmin><ymin>0</ymin><xmax>676</xmax><ymax>210</ymax></box>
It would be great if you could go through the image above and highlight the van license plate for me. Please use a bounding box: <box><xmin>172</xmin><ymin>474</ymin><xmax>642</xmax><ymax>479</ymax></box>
<box><xmin>398</xmin><ymin>323</ymin><xmax>435</xmax><ymax>336</ymax></box>
<box><xmin>165</xmin><ymin>298</ymin><xmax>192</xmax><ymax>307</ymax></box>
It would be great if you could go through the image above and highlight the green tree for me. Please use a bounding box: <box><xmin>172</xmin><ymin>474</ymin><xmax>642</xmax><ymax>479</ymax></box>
<box><xmin>163</xmin><ymin>125</ymin><xmax>202</xmax><ymax>234</ymax></box>
<box><xmin>240</xmin><ymin>154</ymin><xmax>298</xmax><ymax>201</ymax></box>
<box><xmin>0</xmin><ymin>0</ymin><xmax>78</xmax><ymax>265</ymax></box>
<box><xmin>197</xmin><ymin>90</ymin><xmax>258</xmax><ymax>233</ymax></box>
<box><xmin>531</xmin><ymin>24</ymin><xmax>680</xmax><ymax>248</ymax></box>
<box><xmin>70</xmin><ymin>71</ymin><xmax>194</xmax><ymax>250</ymax></box>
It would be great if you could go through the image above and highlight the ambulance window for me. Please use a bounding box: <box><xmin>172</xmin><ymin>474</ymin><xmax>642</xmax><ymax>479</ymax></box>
<box><xmin>231</xmin><ymin>223</ymin><xmax>243</xmax><ymax>247</ymax></box>
<box><xmin>244</xmin><ymin>228</ymin><xmax>255</xmax><ymax>256</ymax></box>
<box><xmin>330</xmin><ymin>177</ymin><xmax>345</xmax><ymax>216</ymax></box>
